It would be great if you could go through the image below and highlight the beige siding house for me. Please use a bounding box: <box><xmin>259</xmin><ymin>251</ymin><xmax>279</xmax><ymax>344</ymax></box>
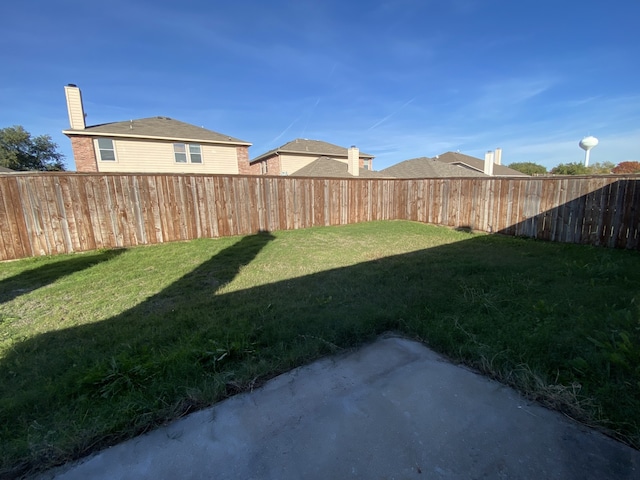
<box><xmin>62</xmin><ymin>85</ymin><xmax>252</xmax><ymax>174</ymax></box>
<box><xmin>250</xmin><ymin>139</ymin><xmax>375</xmax><ymax>177</ymax></box>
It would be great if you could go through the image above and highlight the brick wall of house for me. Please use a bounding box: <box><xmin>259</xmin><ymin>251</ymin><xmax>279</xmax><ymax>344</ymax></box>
<box><xmin>236</xmin><ymin>146</ymin><xmax>257</xmax><ymax>175</ymax></box>
<box><xmin>247</xmin><ymin>159</ymin><xmax>262</xmax><ymax>175</ymax></box>
<box><xmin>248</xmin><ymin>162</ymin><xmax>262</xmax><ymax>175</ymax></box>
<box><xmin>248</xmin><ymin>158</ymin><xmax>274</xmax><ymax>175</ymax></box>
<box><xmin>264</xmin><ymin>156</ymin><xmax>282</xmax><ymax>175</ymax></box>
<box><xmin>70</xmin><ymin>136</ymin><xmax>98</xmax><ymax>172</ymax></box>
<box><xmin>243</xmin><ymin>153</ymin><xmax>283</xmax><ymax>175</ymax></box>
<box><xmin>359</xmin><ymin>158</ymin><xmax>373</xmax><ymax>170</ymax></box>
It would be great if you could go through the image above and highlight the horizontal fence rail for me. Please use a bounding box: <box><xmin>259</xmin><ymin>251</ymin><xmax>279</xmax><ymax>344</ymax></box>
<box><xmin>0</xmin><ymin>173</ymin><xmax>639</xmax><ymax>260</ymax></box>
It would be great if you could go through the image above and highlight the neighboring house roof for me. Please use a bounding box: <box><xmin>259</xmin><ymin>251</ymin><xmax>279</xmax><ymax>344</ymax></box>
<box><xmin>434</xmin><ymin>151</ymin><xmax>527</xmax><ymax>176</ymax></box>
<box><xmin>0</xmin><ymin>166</ymin><xmax>15</xmax><ymax>173</ymax></box>
<box><xmin>380</xmin><ymin>157</ymin><xmax>487</xmax><ymax>178</ymax></box>
<box><xmin>291</xmin><ymin>157</ymin><xmax>388</xmax><ymax>178</ymax></box>
<box><xmin>63</xmin><ymin>116</ymin><xmax>251</xmax><ymax>146</ymax></box>
<box><xmin>251</xmin><ymin>138</ymin><xmax>373</xmax><ymax>163</ymax></box>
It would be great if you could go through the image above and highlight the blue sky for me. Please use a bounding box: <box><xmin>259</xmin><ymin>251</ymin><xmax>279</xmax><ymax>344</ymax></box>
<box><xmin>2</xmin><ymin>0</ymin><xmax>639</xmax><ymax>171</ymax></box>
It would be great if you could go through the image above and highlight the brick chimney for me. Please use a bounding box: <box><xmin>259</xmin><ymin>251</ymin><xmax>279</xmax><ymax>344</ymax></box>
<box><xmin>484</xmin><ymin>151</ymin><xmax>494</xmax><ymax>176</ymax></box>
<box><xmin>348</xmin><ymin>145</ymin><xmax>359</xmax><ymax>177</ymax></box>
<box><xmin>64</xmin><ymin>84</ymin><xmax>86</xmax><ymax>130</ymax></box>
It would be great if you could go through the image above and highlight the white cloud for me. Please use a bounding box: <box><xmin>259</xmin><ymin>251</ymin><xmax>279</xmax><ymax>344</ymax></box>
<box><xmin>468</xmin><ymin>77</ymin><xmax>558</xmax><ymax>118</ymax></box>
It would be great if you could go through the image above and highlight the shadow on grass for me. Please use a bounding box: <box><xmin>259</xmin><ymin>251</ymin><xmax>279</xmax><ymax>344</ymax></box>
<box><xmin>1</xmin><ymin>229</ymin><xmax>639</xmax><ymax>477</ymax></box>
<box><xmin>0</xmin><ymin>249</ymin><xmax>126</xmax><ymax>304</ymax></box>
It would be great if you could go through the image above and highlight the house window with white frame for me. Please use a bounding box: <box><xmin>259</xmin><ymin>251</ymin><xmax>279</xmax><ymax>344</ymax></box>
<box><xmin>174</xmin><ymin>143</ymin><xmax>202</xmax><ymax>163</ymax></box>
<box><xmin>188</xmin><ymin>144</ymin><xmax>202</xmax><ymax>163</ymax></box>
<box><xmin>96</xmin><ymin>138</ymin><xmax>116</xmax><ymax>161</ymax></box>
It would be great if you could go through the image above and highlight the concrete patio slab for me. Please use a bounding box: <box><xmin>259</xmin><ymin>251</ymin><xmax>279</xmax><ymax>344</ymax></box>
<box><xmin>35</xmin><ymin>335</ymin><xmax>639</xmax><ymax>479</ymax></box>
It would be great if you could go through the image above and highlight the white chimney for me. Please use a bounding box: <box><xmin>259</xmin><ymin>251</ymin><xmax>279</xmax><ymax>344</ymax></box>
<box><xmin>64</xmin><ymin>84</ymin><xmax>86</xmax><ymax>130</ymax></box>
<box><xmin>484</xmin><ymin>151</ymin><xmax>494</xmax><ymax>176</ymax></box>
<box><xmin>348</xmin><ymin>145</ymin><xmax>359</xmax><ymax>177</ymax></box>
<box><xmin>494</xmin><ymin>147</ymin><xmax>502</xmax><ymax>165</ymax></box>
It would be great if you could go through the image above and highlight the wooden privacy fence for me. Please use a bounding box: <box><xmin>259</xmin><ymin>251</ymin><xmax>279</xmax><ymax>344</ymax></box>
<box><xmin>0</xmin><ymin>172</ymin><xmax>639</xmax><ymax>260</ymax></box>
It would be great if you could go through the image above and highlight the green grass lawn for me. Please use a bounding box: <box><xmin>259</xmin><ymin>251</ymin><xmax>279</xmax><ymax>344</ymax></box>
<box><xmin>1</xmin><ymin>220</ymin><xmax>639</xmax><ymax>477</ymax></box>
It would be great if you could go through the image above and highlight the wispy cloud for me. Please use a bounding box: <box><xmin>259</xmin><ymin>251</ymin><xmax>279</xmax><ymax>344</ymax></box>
<box><xmin>559</xmin><ymin>96</ymin><xmax>602</xmax><ymax>108</ymax></box>
<box><xmin>368</xmin><ymin>97</ymin><xmax>417</xmax><ymax>130</ymax></box>
<box><xmin>301</xmin><ymin>98</ymin><xmax>321</xmax><ymax>138</ymax></box>
<box><xmin>269</xmin><ymin>117</ymin><xmax>302</xmax><ymax>146</ymax></box>
<box><xmin>470</xmin><ymin>77</ymin><xmax>557</xmax><ymax>116</ymax></box>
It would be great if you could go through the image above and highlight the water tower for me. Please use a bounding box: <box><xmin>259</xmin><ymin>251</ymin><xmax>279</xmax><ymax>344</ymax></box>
<box><xmin>579</xmin><ymin>136</ymin><xmax>598</xmax><ymax>167</ymax></box>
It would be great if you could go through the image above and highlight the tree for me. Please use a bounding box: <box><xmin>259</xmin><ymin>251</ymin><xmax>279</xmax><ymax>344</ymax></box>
<box><xmin>0</xmin><ymin>126</ymin><xmax>65</xmax><ymax>171</ymax></box>
<box><xmin>612</xmin><ymin>161</ymin><xmax>640</xmax><ymax>174</ymax></box>
<box><xmin>551</xmin><ymin>162</ymin><xmax>591</xmax><ymax>175</ymax></box>
<box><xmin>588</xmin><ymin>161</ymin><xmax>614</xmax><ymax>174</ymax></box>
<box><xmin>551</xmin><ymin>161</ymin><xmax>617</xmax><ymax>175</ymax></box>
<box><xmin>507</xmin><ymin>162</ymin><xmax>547</xmax><ymax>175</ymax></box>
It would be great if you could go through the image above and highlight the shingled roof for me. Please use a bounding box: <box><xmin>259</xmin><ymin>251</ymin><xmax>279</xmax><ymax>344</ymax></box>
<box><xmin>380</xmin><ymin>157</ymin><xmax>487</xmax><ymax>178</ymax></box>
<box><xmin>252</xmin><ymin>139</ymin><xmax>373</xmax><ymax>163</ymax></box>
<box><xmin>63</xmin><ymin>117</ymin><xmax>250</xmax><ymax>145</ymax></box>
<box><xmin>291</xmin><ymin>157</ymin><xmax>388</xmax><ymax>178</ymax></box>
<box><xmin>434</xmin><ymin>151</ymin><xmax>527</xmax><ymax>177</ymax></box>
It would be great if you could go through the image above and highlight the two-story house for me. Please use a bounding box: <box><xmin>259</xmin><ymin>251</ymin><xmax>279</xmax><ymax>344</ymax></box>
<box><xmin>62</xmin><ymin>85</ymin><xmax>252</xmax><ymax>174</ymax></box>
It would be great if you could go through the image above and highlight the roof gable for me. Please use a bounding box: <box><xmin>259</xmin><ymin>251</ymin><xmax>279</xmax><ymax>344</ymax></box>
<box><xmin>63</xmin><ymin>117</ymin><xmax>250</xmax><ymax>145</ymax></box>
<box><xmin>252</xmin><ymin>138</ymin><xmax>373</xmax><ymax>163</ymax></box>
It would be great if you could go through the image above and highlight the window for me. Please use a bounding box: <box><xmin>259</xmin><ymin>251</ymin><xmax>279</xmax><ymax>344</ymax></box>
<box><xmin>363</xmin><ymin>160</ymin><xmax>370</xmax><ymax>170</ymax></box>
<box><xmin>173</xmin><ymin>143</ymin><xmax>187</xmax><ymax>163</ymax></box>
<box><xmin>189</xmin><ymin>144</ymin><xmax>202</xmax><ymax>163</ymax></box>
<box><xmin>97</xmin><ymin>138</ymin><xmax>116</xmax><ymax>161</ymax></box>
<box><xmin>174</xmin><ymin>143</ymin><xmax>202</xmax><ymax>163</ymax></box>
